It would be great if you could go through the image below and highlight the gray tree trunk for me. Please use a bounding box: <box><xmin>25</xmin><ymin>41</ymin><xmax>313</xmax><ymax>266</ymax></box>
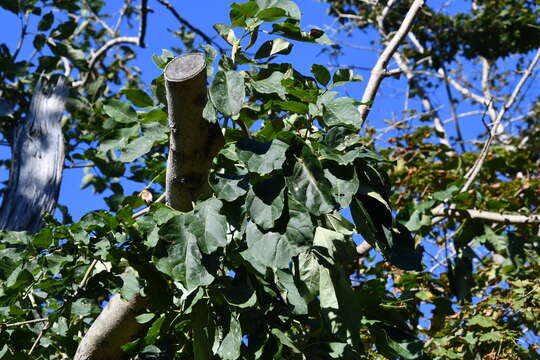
<box><xmin>0</xmin><ymin>79</ymin><xmax>67</xmax><ymax>233</ymax></box>
<box><xmin>74</xmin><ymin>53</ymin><xmax>224</xmax><ymax>360</ymax></box>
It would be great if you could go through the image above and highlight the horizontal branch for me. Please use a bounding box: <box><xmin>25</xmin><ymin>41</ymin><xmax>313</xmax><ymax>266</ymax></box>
<box><xmin>431</xmin><ymin>208</ymin><xmax>540</xmax><ymax>224</ymax></box>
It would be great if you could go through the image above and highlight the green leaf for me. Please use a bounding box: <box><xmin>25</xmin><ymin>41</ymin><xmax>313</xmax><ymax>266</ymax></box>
<box><xmin>324</xmin><ymin>165</ymin><xmax>359</xmax><ymax>208</ymax></box>
<box><xmin>256</xmin><ymin>0</ymin><xmax>301</xmax><ymax>20</ymax></box>
<box><xmin>255</xmin><ymin>38</ymin><xmax>293</xmax><ymax>59</ymax></box>
<box><xmin>286</xmin><ymin>146</ymin><xmax>335</xmax><ymax>216</ymax></box>
<box><xmin>230</xmin><ymin>1</ymin><xmax>259</xmax><ymax>27</ymax></box>
<box><xmin>468</xmin><ymin>315</ymin><xmax>498</xmax><ymax>328</ymax></box>
<box><xmin>297</xmin><ymin>251</ymin><xmax>320</xmax><ymax>302</ymax></box>
<box><xmin>371</xmin><ymin>324</ymin><xmax>425</xmax><ymax>360</ymax></box>
<box><xmin>236</xmin><ymin>138</ymin><xmax>289</xmax><ymax>175</ymax></box>
<box><xmin>119</xmin><ymin>136</ymin><xmax>154</xmax><ymax>162</ymax></box>
<box><xmin>192</xmin><ymin>301</ymin><xmax>214</xmax><ymax>360</ymax></box>
<box><xmin>120</xmin><ymin>268</ymin><xmax>141</xmax><ymax>300</ymax></box>
<box><xmin>210</xmin><ymin>174</ymin><xmax>250</xmax><ymax>202</ymax></box>
<box><xmin>257</xmin><ymin>7</ymin><xmax>286</xmax><ymax>21</ymax></box>
<box><xmin>38</xmin><ymin>12</ymin><xmax>54</xmax><ymax>31</ymax></box>
<box><xmin>193</xmin><ymin>198</ymin><xmax>228</xmax><ymax>254</ymax></box>
<box><xmin>251</xmin><ymin>71</ymin><xmax>286</xmax><ymax>99</ymax></box>
<box><xmin>272</xmin><ymin>22</ymin><xmax>333</xmax><ymax>45</ymax></box>
<box><xmin>121</xmin><ymin>88</ymin><xmax>154</xmax><ymax>108</ymax></box>
<box><xmin>241</xmin><ymin>222</ymin><xmax>306</xmax><ymax>273</ymax></box>
<box><xmin>103</xmin><ymin>99</ymin><xmax>138</xmax><ymax>124</ymax></box>
<box><xmin>322</xmin><ymin>97</ymin><xmax>361</xmax><ymax>129</ymax></box>
<box><xmin>135</xmin><ymin>313</ymin><xmax>155</xmax><ymax>324</ymax></box>
<box><xmin>154</xmin><ymin>215</ymin><xmax>214</xmax><ymax>290</ymax></box>
<box><xmin>331</xmin><ymin>69</ymin><xmax>363</xmax><ymax>88</ymax></box>
<box><xmin>209</xmin><ymin>70</ymin><xmax>245</xmax><ymax>117</ymax></box>
<box><xmin>275</xmin><ymin>269</ymin><xmax>308</xmax><ymax>314</ymax></box>
<box><xmin>246</xmin><ymin>176</ymin><xmax>285</xmax><ymax>230</ymax></box>
<box><xmin>311</xmin><ymin>64</ymin><xmax>331</xmax><ymax>86</ymax></box>
<box><xmin>217</xmin><ymin>314</ymin><xmax>242</xmax><ymax>360</ymax></box>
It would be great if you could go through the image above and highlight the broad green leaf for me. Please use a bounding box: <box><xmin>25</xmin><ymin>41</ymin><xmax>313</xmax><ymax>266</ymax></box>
<box><xmin>255</xmin><ymin>38</ymin><xmax>293</xmax><ymax>59</ymax></box>
<box><xmin>193</xmin><ymin>198</ymin><xmax>228</xmax><ymax>254</ymax></box>
<box><xmin>103</xmin><ymin>99</ymin><xmax>138</xmax><ymax>124</ymax></box>
<box><xmin>122</xmin><ymin>88</ymin><xmax>154</xmax><ymax>108</ymax></box>
<box><xmin>256</xmin><ymin>0</ymin><xmax>301</xmax><ymax>20</ymax></box>
<box><xmin>297</xmin><ymin>251</ymin><xmax>319</xmax><ymax>302</ymax></box>
<box><xmin>251</xmin><ymin>71</ymin><xmax>286</xmax><ymax>99</ymax></box>
<box><xmin>209</xmin><ymin>70</ymin><xmax>245</xmax><ymax>117</ymax></box>
<box><xmin>217</xmin><ymin>314</ymin><xmax>242</xmax><ymax>360</ymax></box>
<box><xmin>223</xmin><ymin>282</ymin><xmax>257</xmax><ymax>308</ymax></box>
<box><xmin>210</xmin><ymin>173</ymin><xmax>249</xmax><ymax>202</ymax></box>
<box><xmin>371</xmin><ymin>324</ymin><xmax>425</xmax><ymax>360</ymax></box>
<box><xmin>120</xmin><ymin>268</ymin><xmax>141</xmax><ymax>300</ymax></box>
<box><xmin>241</xmin><ymin>222</ymin><xmax>304</xmax><ymax>273</ymax></box>
<box><xmin>322</xmin><ymin>97</ymin><xmax>361</xmax><ymax>129</ymax></box>
<box><xmin>119</xmin><ymin>136</ymin><xmax>155</xmax><ymax>162</ymax></box>
<box><xmin>311</xmin><ymin>64</ymin><xmax>330</xmax><ymax>86</ymax></box>
<box><xmin>257</xmin><ymin>7</ymin><xmax>286</xmax><ymax>22</ymax></box>
<box><xmin>324</xmin><ymin>165</ymin><xmax>359</xmax><ymax>208</ymax></box>
<box><xmin>468</xmin><ymin>315</ymin><xmax>498</xmax><ymax>328</ymax></box>
<box><xmin>230</xmin><ymin>1</ymin><xmax>259</xmax><ymax>27</ymax></box>
<box><xmin>154</xmin><ymin>215</ymin><xmax>214</xmax><ymax>290</ymax></box>
<box><xmin>236</xmin><ymin>138</ymin><xmax>288</xmax><ymax>175</ymax></box>
<box><xmin>246</xmin><ymin>176</ymin><xmax>285</xmax><ymax>230</ymax></box>
<box><xmin>286</xmin><ymin>146</ymin><xmax>335</xmax><ymax>216</ymax></box>
<box><xmin>350</xmin><ymin>197</ymin><xmax>379</xmax><ymax>249</ymax></box>
<box><xmin>271</xmin><ymin>22</ymin><xmax>333</xmax><ymax>45</ymax></box>
<box><xmin>275</xmin><ymin>269</ymin><xmax>308</xmax><ymax>314</ymax></box>
<box><xmin>325</xmin><ymin>211</ymin><xmax>355</xmax><ymax>236</ymax></box>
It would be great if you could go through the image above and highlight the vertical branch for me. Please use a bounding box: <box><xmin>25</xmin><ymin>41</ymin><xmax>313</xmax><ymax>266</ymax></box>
<box><xmin>164</xmin><ymin>53</ymin><xmax>224</xmax><ymax>211</ymax></box>
<box><xmin>359</xmin><ymin>0</ymin><xmax>425</xmax><ymax>123</ymax></box>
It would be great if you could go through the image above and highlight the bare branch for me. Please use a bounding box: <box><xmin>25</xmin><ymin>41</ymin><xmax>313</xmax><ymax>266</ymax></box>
<box><xmin>440</xmin><ymin>65</ymin><xmax>465</xmax><ymax>152</ymax></box>
<box><xmin>73</xmin><ymin>0</ymin><xmax>148</xmax><ymax>88</ymax></box>
<box><xmin>82</xmin><ymin>0</ymin><xmax>115</xmax><ymax>37</ymax></box>
<box><xmin>461</xmin><ymin>48</ymin><xmax>540</xmax><ymax>193</ymax></box>
<box><xmin>359</xmin><ymin>0</ymin><xmax>425</xmax><ymax>123</ymax></box>
<box><xmin>431</xmin><ymin>208</ymin><xmax>540</xmax><ymax>224</ymax></box>
<box><xmin>114</xmin><ymin>0</ymin><xmax>133</xmax><ymax>33</ymax></box>
<box><xmin>0</xmin><ymin>318</ymin><xmax>48</xmax><ymax>328</ymax></box>
<box><xmin>155</xmin><ymin>0</ymin><xmax>225</xmax><ymax>52</ymax></box>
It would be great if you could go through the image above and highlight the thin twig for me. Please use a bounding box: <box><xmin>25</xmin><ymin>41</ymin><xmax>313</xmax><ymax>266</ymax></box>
<box><xmin>0</xmin><ymin>318</ymin><xmax>48</xmax><ymax>328</ymax></box>
<box><xmin>359</xmin><ymin>0</ymin><xmax>425</xmax><ymax>123</ymax></box>
<box><xmin>132</xmin><ymin>193</ymin><xmax>166</xmax><ymax>218</ymax></box>
<box><xmin>28</xmin><ymin>321</ymin><xmax>49</xmax><ymax>355</ymax></box>
<box><xmin>114</xmin><ymin>0</ymin><xmax>132</xmax><ymax>33</ymax></box>
<box><xmin>73</xmin><ymin>0</ymin><xmax>148</xmax><ymax>88</ymax></box>
<box><xmin>440</xmin><ymin>65</ymin><xmax>465</xmax><ymax>152</ymax></box>
<box><xmin>155</xmin><ymin>0</ymin><xmax>225</xmax><ymax>52</ymax></box>
<box><xmin>83</xmin><ymin>0</ymin><xmax>115</xmax><ymax>37</ymax></box>
<box><xmin>461</xmin><ymin>48</ymin><xmax>540</xmax><ymax>193</ymax></box>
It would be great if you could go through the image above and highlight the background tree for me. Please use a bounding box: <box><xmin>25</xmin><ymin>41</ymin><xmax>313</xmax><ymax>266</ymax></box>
<box><xmin>0</xmin><ymin>1</ymin><xmax>538</xmax><ymax>360</ymax></box>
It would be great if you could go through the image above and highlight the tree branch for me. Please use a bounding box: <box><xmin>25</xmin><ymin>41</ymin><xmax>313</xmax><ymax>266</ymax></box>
<box><xmin>461</xmin><ymin>48</ymin><xmax>540</xmax><ymax>193</ymax></box>
<box><xmin>74</xmin><ymin>54</ymin><xmax>224</xmax><ymax>360</ymax></box>
<box><xmin>73</xmin><ymin>0</ymin><xmax>148</xmax><ymax>88</ymax></box>
<box><xmin>155</xmin><ymin>0</ymin><xmax>225</xmax><ymax>52</ymax></box>
<box><xmin>431</xmin><ymin>208</ymin><xmax>540</xmax><ymax>224</ymax></box>
<box><xmin>359</xmin><ymin>0</ymin><xmax>425</xmax><ymax>123</ymax></box>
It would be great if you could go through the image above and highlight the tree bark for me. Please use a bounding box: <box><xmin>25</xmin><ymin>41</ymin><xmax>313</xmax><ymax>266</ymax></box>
<box><xmin>0</xmin><ymin>78</ymin><xmax>67</xmax><ymax>233</ymax></box>
<box><xmin>74</xmin><ymin>53</ymin><xmax>224</xmax><ymax>360</ymax></box>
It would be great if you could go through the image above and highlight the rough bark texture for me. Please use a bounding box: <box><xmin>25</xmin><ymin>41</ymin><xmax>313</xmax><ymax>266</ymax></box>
<box><xmin>165</xmin><ymin>53</ymin><xmax>224</xmax><ymax>211</ymax></box>
<box><xmin>75</xmin><ymin>53</ymin><xmax>224</xmax><ymax>360</ymax></box>
<box><xmin>0</xmin><ymin>79</ymin><xmax>67</xmax><ymax>232</ymax></box>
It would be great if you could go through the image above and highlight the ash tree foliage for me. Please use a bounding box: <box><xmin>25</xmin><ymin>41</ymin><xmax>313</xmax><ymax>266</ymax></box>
<box><xmin>0</xmin><ymin>1</ymin><xmax>538</xmax><ymax>360</ymax></box>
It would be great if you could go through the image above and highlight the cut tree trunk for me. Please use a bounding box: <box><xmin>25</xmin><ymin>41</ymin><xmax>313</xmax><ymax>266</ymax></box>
<box><xmin>0</xmin><ymin>78</ymin><xmax>67</xmax><ymax>233</ymax></box>
<box><xmin>74</xmin><ymin>53</ymin><xmax>224</xmax><ymax>360</ymax></box>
